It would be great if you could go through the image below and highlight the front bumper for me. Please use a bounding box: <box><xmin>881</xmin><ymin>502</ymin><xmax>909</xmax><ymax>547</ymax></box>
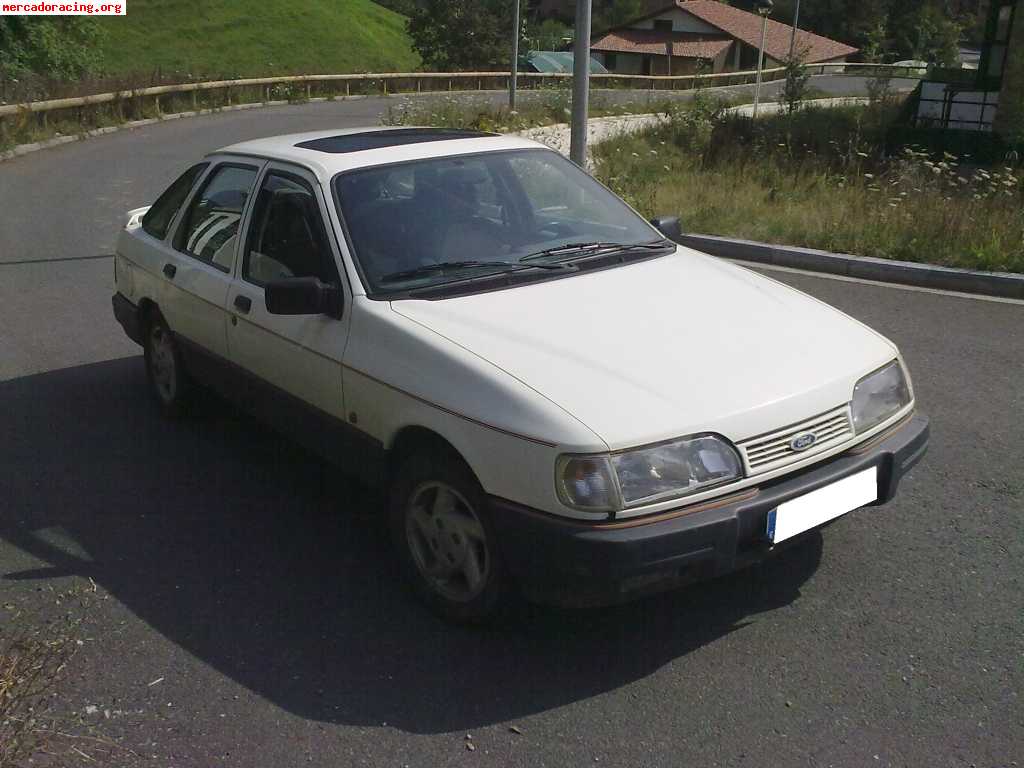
<box><xmin>490</xmin><ymin>412</ymin><xmax>930</xmax><ymax>607</ymax></box>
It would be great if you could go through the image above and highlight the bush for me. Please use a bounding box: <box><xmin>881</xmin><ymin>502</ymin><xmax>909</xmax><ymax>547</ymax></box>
<box><xmin>0</xmin><ymin>17</ymin><xmax>103</xmax><ymax>85</ymax></box>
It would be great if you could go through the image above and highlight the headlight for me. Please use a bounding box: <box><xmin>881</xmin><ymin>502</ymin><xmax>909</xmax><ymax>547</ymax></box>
<box><xmin>557</xmin><ymin>435</ymin><xmax>743</xmax><ymax>512</ymax></box>
<box><xmin>851</xmin><ymin>360</ymin><xmax>912</xmax><ymax>433</ymax></box>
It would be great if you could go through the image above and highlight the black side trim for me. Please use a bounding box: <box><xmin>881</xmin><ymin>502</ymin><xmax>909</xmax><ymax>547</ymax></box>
<box><xmin>174</xmin><ymin>335</ymin><xmax>385</xmax><ymax>486</ymax></box>
<box><xmin>112</xmin><ymin>293</ymin><xmax>144</xmax><ymax>346</ymax></box>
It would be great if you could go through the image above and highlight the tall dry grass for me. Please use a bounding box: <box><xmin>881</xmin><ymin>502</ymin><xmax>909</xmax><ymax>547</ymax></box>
<box><xmin>595</xmin><ymin>100</ymin><xmax>1024</xmax><ymax>273</ymax></box>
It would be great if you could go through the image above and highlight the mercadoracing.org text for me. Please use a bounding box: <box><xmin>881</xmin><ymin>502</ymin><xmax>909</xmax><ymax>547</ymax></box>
<box><xmin>2</xmin><ymin>2</ymin><xmax>125</xmax><ymax>13</ymax></box>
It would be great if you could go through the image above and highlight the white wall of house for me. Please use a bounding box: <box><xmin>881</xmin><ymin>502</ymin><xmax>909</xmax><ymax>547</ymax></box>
<box><xmin>632</xmin><ymin>8</ymin><xmax>721</xmax><ymax>35</ymax></box>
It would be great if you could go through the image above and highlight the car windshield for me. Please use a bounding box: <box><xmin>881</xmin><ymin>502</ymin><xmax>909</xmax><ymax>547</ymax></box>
<box><xmin>333</xmin><ymin>148</ymin><xmax>666</xmax><ymax>294</ymax></box>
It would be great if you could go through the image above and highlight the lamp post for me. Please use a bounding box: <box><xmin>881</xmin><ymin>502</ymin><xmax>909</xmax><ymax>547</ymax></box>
<box><xmin>788</xmin><ymin>0</ymin><xmax>801</xmax><ymax>60</ymax></box>
<box><xmin>569</xmin><ymin>0</ymin><xmax>593</xmax><ymax>166</ymax></box>
<box><xmin>753</xmin><ymin>0</ymin><xmax>774</xmax><ymax>119</ymax></box>
<box><xmin>509</xmin><ymin>0</ymin><xmax>521</xmax><ymax>110</ymax></box>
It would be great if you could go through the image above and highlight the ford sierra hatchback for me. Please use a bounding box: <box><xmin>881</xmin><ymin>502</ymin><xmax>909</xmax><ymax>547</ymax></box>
<box><xmin>112</xmin><ymin>127</ymin><xmax>929</xmax><ymax>622</ymax></box>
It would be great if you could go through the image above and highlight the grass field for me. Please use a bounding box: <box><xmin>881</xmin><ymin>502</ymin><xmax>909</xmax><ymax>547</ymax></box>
<box><xmin>594</xmin><ymin>100</ymin><xmax>1024</xmax><ymax>273</ymax></box>
<box><xmin>95</xmin><ymin>0</ymin><xmax>419</xmax><ymax>79</ymax></box>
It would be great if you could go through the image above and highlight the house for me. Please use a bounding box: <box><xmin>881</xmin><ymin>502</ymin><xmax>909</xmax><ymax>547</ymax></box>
<box><xmin>914</xmin><ymin>0</ymin><xmax>1020</xmax><ymax>135</ymax></box>
<box><xmin>587</xmin><ymin>0</ymin><xmax>858</xmax><ymax>76</ymax></box>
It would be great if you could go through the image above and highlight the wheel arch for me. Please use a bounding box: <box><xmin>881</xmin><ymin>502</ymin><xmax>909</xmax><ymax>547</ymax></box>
<box><xmin>386</xmin><ymin>425</ymin><xmax>470</xmax><ymax>484</ymax></box>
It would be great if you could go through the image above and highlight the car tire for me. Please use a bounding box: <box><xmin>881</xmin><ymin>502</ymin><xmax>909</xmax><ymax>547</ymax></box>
<box><xmin>389</xmin><ymin>451</ymin><xmax>511</xmax><ymax>624</ymax></box>
<box><xmin>143</xmin><ymin>312</ymin><xmax>191</xmax><ymax>416</ymax></box>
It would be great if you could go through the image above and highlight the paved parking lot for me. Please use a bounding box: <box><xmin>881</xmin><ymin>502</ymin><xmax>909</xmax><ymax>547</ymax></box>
<box><xmin>1</xmin><ymin>90</ymin><xmax>1021</xmax><ymax>767</ymax></box>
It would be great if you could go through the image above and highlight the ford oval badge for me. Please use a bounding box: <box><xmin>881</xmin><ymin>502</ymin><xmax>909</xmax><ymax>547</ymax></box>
<box><xmin>789</xmin><ymin>432</ymin><xmax>817</xmax><ymax>452</ymax></box>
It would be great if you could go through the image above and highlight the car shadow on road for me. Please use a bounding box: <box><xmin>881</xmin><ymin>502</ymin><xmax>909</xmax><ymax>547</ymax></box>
<box><xmin>1</xmin><ymin>357</ymin><xmax>823</xmax><ymax>734</ymax></box>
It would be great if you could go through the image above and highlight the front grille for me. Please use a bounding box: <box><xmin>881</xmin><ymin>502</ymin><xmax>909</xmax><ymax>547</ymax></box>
<box><xmin>738</xmin><ymin>406</ymin><xmax>853</xmax><ymax>475</ymax></box>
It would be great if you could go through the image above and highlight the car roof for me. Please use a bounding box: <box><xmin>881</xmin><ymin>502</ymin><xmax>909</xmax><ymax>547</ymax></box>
<box><xmin>213</xmin><ymin>127</ymin><xmax>551</xmax><ymax>181</ymax></box>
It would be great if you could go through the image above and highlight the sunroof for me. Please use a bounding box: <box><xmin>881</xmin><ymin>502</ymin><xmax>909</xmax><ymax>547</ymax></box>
<box><xmin>295</xmin><ymin>128</ymin><xmax>497</xmax><ymax>154</ymax></box>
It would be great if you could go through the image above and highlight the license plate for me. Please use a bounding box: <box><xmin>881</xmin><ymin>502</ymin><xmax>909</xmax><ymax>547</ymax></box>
<box><xmin>767</xmin><ymin>467</ymin><xmax>878</xmax><ymax>544</ymax></box>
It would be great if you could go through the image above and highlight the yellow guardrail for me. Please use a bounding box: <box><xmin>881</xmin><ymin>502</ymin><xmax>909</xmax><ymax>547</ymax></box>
<box><xmin>0</xmin><ymin>63</ymin><xmax>926</xmax><ymax>126</ymax></box>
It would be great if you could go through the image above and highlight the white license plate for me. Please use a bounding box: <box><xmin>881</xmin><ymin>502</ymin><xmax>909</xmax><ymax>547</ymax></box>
<box><xmin>767</xmin><ymin>467</ymin><xmax>878</xmax><ymax>544</ymax></box>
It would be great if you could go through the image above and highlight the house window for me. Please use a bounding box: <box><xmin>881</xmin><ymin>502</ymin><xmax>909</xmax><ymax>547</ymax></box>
<box><xmin>604</xmin><ymin>53</ymin><xmax>618</xmax><ymax>70</ymax></box>
<box><xmin>653</xmin><ymin>19</ymin><xmax>673</xmax><ymax>33</ymax></box>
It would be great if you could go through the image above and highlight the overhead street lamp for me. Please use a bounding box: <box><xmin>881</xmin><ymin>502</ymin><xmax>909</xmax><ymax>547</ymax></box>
<box><xmin>510</xmin><ymin>0</ymin><xmax>521</xmax><ymax>110</ymax></box>
<box><xmin>569</xmin><ymin>0</ymin><xmax>593</xmax><ymax>167</ymax></box>
<box><xmin>753</xmin><ymin>0</ymin><xmax>774</xmax><ymax>120</ymax></box>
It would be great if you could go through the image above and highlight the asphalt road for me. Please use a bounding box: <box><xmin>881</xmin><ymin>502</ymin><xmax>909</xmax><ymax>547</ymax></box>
<box><xmin>1</xmin><ymin>80</ymin><xmax>1021</xmax><ymax>767</ymax></box>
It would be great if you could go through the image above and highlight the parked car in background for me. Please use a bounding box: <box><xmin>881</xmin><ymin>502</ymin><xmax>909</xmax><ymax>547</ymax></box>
<box><xmin>112</xmin><ymin>127</ymin><xmax>929</xmax><ymax>622</ymax></box>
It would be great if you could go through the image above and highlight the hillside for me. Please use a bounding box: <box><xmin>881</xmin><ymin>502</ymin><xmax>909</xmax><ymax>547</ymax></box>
<box><xmin>96</xmin><ymin>0</ymin><xmax>420</xmax><ymax>78</ymax></box>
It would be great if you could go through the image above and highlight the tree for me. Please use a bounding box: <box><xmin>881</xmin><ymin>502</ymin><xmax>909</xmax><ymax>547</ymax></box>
<box><xmin>781</xmin><ymin>51</ymin><xmax>811</xmax><ymax>114</ymax></box>
<box><xmin>893</xmin><ymin>4</ymin><xmax>963</xmax><ymax>65</ymax></box>
<box><xmin>732</xmin><ymin>0</ymin><xmax>967</xmax><ymax>64</ymax></box>
<box><xmin>592</xmin><ymin>0</ymin><xmax>646</xmax><ymax>33</ymax></box>
<box><xmin>407</xmin><ymin>0</ymin><xmax>520</xmax><ymax>71</ymax></box>
<box><xmin>862</xmin><ymin>23</ymin><xmax>895</xmax><ymax>105</ymax></box>
<box><xmin>527</xmin><ymin>18</ymin><xmax>572</xmax><ymax>52</ymax></box>
<box><xmin>0</xmin><ymin>16</ymin><xmax>103</xmax><ymax>81</ymax></box>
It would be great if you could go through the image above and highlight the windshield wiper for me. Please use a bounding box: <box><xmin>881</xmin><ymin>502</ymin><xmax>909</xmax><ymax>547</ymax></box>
<box><xmin>379</xmin><ymin>259</ymin><xmax>574</xmax><ymax>284</ymax></box>
<box><xmin>521</xmin><ymin>240</ymin><xmax>673</xmax><ymax>262</ymax></box>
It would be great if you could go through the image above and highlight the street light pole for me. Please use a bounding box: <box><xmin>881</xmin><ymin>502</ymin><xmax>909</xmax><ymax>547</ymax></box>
<box><xmin>510</xmin><ymin>0</ymin><xmax>520</xmax><ymax>110</ymax></box>
<box><xmin>788</xmin><ymin>0</ymin><xmax>801</xmax><ymax>60</ymax></box>
<box><xmin>753</xmin><ymin>0</ymin><xmax>773</xmax><ymax>119</ymax></box>
<box><xmin>569</xmin><ymin>0</ymin><xmax>592</xmax><ymax>167</ymax></box>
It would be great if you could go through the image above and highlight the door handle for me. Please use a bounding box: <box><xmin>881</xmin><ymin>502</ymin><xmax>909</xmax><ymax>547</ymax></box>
<box><xmin>233</xmin><ymin>295</ymin><xmax>252</xmax><ymax>314</ymax></box>
<box><xmin>162</xmin><ymin>263</ymin><xmax>177</xmax><ymax>279</ymax></box>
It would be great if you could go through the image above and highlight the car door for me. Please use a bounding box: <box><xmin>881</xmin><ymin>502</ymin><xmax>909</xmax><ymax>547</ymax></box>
<box><xmin>160</xmin><ymin>159</ymin><xmax>263</xmax><ymax>360</ymax></box>
<box><xmin>225</xmin><ymin>162</ymin><xmax>351</xmax><ymax>429</ymax></box>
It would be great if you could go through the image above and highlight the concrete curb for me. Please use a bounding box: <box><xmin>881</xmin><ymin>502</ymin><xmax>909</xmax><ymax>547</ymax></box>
<box><xmin>678</xmin><ymin>234</ymin><xmax>1024</xmax><ymax>300</ymax></box>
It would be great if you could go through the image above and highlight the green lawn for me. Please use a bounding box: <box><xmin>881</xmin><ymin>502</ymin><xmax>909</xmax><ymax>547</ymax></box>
<box><xmin>96</xmin><ymin>0</ymin><xmax>419</xmax><ymax>79</ymax></box>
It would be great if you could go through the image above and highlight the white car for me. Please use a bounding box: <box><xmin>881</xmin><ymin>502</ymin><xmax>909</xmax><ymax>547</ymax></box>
<box><xmin>112</xmin><ymin>127</ymin><xmax>929</xmax><ymax>622</ymax></box>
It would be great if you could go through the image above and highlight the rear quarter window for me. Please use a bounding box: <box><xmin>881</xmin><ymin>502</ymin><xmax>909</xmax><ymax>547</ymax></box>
<box><xmin>141</xmin><ymin>163</ymin><xmax>209</xmax><ymax>240</ymax></box>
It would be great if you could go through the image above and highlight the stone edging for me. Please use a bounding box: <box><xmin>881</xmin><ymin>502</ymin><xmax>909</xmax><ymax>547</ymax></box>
<box><xmin>678</xmin><ymin>234</ymin><xmax>1024</xmax><ymax>300</ymax></box>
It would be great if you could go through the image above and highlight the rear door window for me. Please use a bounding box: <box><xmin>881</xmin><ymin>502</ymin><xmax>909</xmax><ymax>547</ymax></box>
<box><xmin>175</xmin><ymin>164</ymin><xmax>258</xmax><ymax>271</ymax></box>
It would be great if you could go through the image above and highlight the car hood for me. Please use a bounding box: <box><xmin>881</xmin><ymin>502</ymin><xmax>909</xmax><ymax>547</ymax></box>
<box><xmin>390</xmin><ymin>248</ymin><xmax>897</xmax><ymax>450</ymax></box>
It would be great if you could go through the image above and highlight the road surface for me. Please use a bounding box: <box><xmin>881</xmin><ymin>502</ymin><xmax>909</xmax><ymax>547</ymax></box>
<box><xmin>1</xmin><ymin>79</ymin><xmax>1020</xmax><ymax>767</ymax></box>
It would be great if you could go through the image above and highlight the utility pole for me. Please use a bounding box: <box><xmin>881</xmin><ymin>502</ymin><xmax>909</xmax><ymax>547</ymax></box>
<box><xmin>569</xmin><ymin>0</ymin><xmax>592</xmax><ymax>167</ymax></box>
<box><xmin>510</xmin><ymin>0</ymin><xmax>521</xmax><ymax>110</ymax></box>
<box><xmin>788</xmin><ymin>0</ymin><xmax>801</xmax><ymax>59</ymax></box>
<box><xmin>753</xmin><ymin>0</ymin><xmax>773</xmax><ymax>119</ymax></box>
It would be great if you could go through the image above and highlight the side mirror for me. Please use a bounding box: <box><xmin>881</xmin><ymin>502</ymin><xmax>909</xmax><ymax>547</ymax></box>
<box><xmin>649</xmin><ymin>215</ymin><xmax>683</xmax><ymax>241</ymax></box>
<box><xmin>265</xmin><ymin>277</ymin><xmax>343</xmax><ymax>318</ymax></box>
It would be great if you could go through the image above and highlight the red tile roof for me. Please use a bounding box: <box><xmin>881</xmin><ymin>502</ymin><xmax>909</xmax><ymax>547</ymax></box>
<box><xmin>597</xmin><ymin>1</ymin><xmax>858</xmax><ymax>64</ymax></box>
<box><xmin>676</xmin><ymin>1</ymin><xmax>858</xmax><ymax>63</ymax></box>
<box><xmin>591</xmin><ymin>29</ymin><xmax>734</xmax><ymax>59</ymax></box>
